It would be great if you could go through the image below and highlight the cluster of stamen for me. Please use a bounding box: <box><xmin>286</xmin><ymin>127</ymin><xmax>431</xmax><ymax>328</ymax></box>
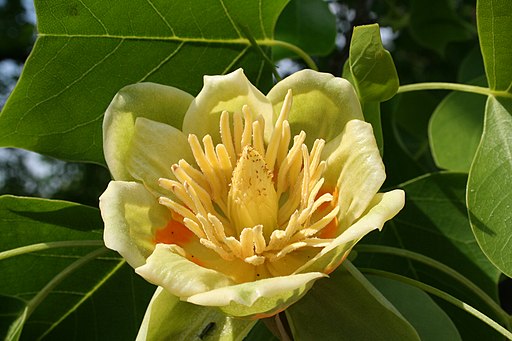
<box><xmin>158</xmin><ymin>90</ymin><xmax>338</xmax><ymax>266</ymax></box>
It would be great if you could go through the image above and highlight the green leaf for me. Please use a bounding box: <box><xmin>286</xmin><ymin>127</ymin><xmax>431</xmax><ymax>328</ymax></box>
<box><xmin>409</xmin><ymin>0</ymin><xmax>473</xmax><ymax>55</ymax></box>
<box><xmin>429</xmin><ymin>77</ymin><xmax>487</xmax><ymax>172</ymax></box>
<box><xmin>0</xmin><ymin>294</ymin><xmax>27</xmax><ymax>341</ymax></box>
<box><xmin>273</xmin><ymin>0</ymin><xmax>336</xmax><ymax>61</ymax></box>
<box><xmin>365</xmin><ymin>173</ymin><xmax>501</xmax><ymax>293</ymax></box>
<box><xmin>285</xmin><ymin>262</ymin><xmax>420</xmax><ymax>341</ymax></box>
<box><xmin>467</xmin><ymin>96</ymin><xmax>512</xmax><ymax>277</ymax></box>
<box><xmin>477</xmin><ymin>0</ymin><xmax>512</xmax><ymax>91</ymax></box>
<box><xmin>344</xmin><ymin>24</ymin><xmax>399</xmax><ymax>103</ymax></box>
<box><xmin>0</xmin><ymin>195</ymin><xmax>155</xmax><ymax>339</ymax></box>
<box><xmin>343</xmin><ymin>23</ymin><xmax>399</xmax><ymax>154</ymax></box>
<box><xmin>358</xmin><ymin>173</ymin><xmax>503</xmax><ymax>340</ymax></box>
<box><xmin>0</xmin><ymin>0</ymin><xmax>288</xmax><ymax>164</ymax></box>
<box><xmin>137</xmin><ymin>287</ymin><xmax>255</xmax><ymax>341</ymax></box>
<box><xmin>367</xmin><ymin>276</ymin><xmax>461</xmax><ymax>341</ymax></box>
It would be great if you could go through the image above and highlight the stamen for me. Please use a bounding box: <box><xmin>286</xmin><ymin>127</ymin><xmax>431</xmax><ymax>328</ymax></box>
<box><xmin>220</xmin><ymin>111</ymin><xmax>236</xmax><ymax>162</ymax></box>
<box><xmin>233</xmin><ymin>112</ymin><xmax>243</xmax><ymax>156</ymax></box>
<box><xmin>266</xmin><ymin>89</ymin><xmax>293</xmax><ymax>171</ymax></box>
<box><xmin>241</xmin><ymin>105</ymin><xmax>253</xmax><ymax>149</ymax></box>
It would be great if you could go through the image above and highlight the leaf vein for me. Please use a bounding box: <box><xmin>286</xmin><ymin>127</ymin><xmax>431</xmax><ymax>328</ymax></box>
<box><xmin>218</xmin><ymin>0</ymin><xmax>242</xmax><ymax>37</ymax></box>
<box><xmin>77</xmin><ymin>0</ymin><xmax>109</xmax><ymax>35</ymax></box>
<box><xmin>144</xmin><ymin>0</ymin><xmax>176</xmax><ymax>36</ymax></box>
<box><xmin>138</xmin><ymin>41</ymin><xmax>185</xmax><ymax>82</ymax></box>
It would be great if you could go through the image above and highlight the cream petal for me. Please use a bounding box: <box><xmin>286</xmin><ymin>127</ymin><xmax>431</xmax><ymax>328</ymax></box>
<box><xmin>100</xmin><ymin>181</ymin><xmax>171</xmax><ymax>268</ymax></box>
<box><xmin>137</xmin><ymin>287</ymin><xmax>256</xmax><ymax>341</ymax></box>
<box><xmin>294</xmin><ymin>190</ymin><xmax>405</xmax><ymax>275</ymax></box>
<box><xmin>186</xmin><ymin>272</ymin><xmax>326</xmax><ymax>318</ymax></box>
<box><xmin>267</xmin><ymin>69</ymin><xmax>364</xmax><ymax>147</ymax></box>
<box><xmin>136</xmin><ymin>244</ymin><xmax>236</xmax><ymax>298</ymax></box>
<box><xmin>126</xmin><ymin>117</ymin><xmax>194</xmax><ymax>197</ymax></box>
<box><xmin>182</xmin><ymin>69</ymin><xmax>274</xmax><ymax>143</ymax></box>
<box><xmin>322</xmin><ymin>119</ymin><xmax>386</xmax><ymax>228</ymax></box>
<box><xmin>103</xmin><ymin>83</ymin><xmax>193</xmax><ymax>181</ymax></box>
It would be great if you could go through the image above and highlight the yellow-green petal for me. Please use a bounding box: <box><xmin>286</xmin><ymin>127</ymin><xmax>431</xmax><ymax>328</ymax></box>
<box><xmin>267</xmin><ymin>69</ymin><xmax>364</xmax><ymax>147</ymax></box>
<box><xmin>186</xmin><ymin>272</ymin><xmax>326</xmax><ymax>318</ymax></box>
<box><xmin>126</xmin><ymin>117</ymin><xmax>194</xmax><ymax>197</ymax></box>
<box><xmin>135</xmin><ymin>244</ymin><xmax>236</xmax><ymax>298</ymax></box>
<box><xmin>103</xmin><ymin>83</ymin><xmax>193</xmax><ymax>180</ymax></box>
<box><xmin>182</xmin><ymin>69</ymin><xmax>274</xmax><ymax>143</ymax></box>
<box><xmin>100</xmin><ymin>181</ymin><xmax>171</xmax><ymax>268</ymax></box>
<box><xmin>137</xmin><ymin>287</ymin><xmax>255</xmax><ymax>341</ymax></box>
<box><xmin>294</xmin><ymin>190</ymin><xmax>405</xmax><ymax>275</ymax></box>
<box><xmin>322</xmin><ymin>119</ymin><xmax>385</xmax><ymax>228</ymax></box>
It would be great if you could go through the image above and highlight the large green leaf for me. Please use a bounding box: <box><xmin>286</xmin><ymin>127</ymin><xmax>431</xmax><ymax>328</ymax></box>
<box><xmin>367</xmin><ymin>276</ymin><xmax>461</xmax><ymax>341</ymax></box>
<box><xmin>0</xmin><ymin>0</ymin><xmax>288</xmax><ymax>165</ymax></box>
<box><xmin>0</xmin><ymin>195</ymin><xmax>155</xmax><ymax>340</ymax></box>
<box><xmin>273</xmin><ymin>0</ymin><xmax>336</xmax><ymax>61</ymax></box>
<box><xmin>477</xmin><ymin>0</ymin><xmax>512</xmax><ymax>91</ymax></box>
<box><xmin>467</xmin><ymin>96</ymin><xmax>512</xmax><ymax>277</ymax></box>
<box><xmin>285</xmin><ymin>262</ymin><xmax>420</xmax><ymax>341</ymax></box>
<box><xmin>364</xmin><ymin>173</ymin><xmax>500</xmax><ymax>295</ymax></box>
<box><xmin>357</xmin><ymin>173</ymin><xmax>503</xmax><ymax>340</ymax></box>
<box><xmin>409</xmin><ymin>0</ymin><xmax>473</xmax><ymax>55</ymax></box>
<box><xmin>429</xmin><ymin>78</ymin><xmax>487</xmax><ymax>172</ymax></box>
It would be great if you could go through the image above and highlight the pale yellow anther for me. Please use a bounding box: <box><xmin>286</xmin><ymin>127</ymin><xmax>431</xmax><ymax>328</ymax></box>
<box><xmin>158</xmin><ymin>89</ymin><xmax>340</xmax><ymax>279</ymax></box>
<box><xmin>233</xmin><ymin>112</ymin><xmax>243</xmax><ymax>156</ymax></box>
<box><xmin>220</xmin><ymin>110</ymin><xmax>236</xmax><ymax>162</ymax></box>
<box><xmin>241</xmin><ymin>105</ymin><xmax>253</xmax><ymax>149</ymax></box>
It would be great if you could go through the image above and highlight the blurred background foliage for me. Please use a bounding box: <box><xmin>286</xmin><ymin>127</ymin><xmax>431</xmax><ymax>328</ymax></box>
<box><xmin>1</xmin><ymin>0</ymin><xmax>510</xmax><ymax>320</ymax></box>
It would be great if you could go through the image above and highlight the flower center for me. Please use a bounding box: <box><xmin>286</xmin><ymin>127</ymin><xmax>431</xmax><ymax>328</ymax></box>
<box><xmin>158</xmin><ymin>90</ymin><xmax>339</xmax><ymax>267</ymax></box>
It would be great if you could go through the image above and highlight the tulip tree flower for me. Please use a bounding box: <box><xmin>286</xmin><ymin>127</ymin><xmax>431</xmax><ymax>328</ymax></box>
<box><xmin>99</xmin><ymin>69</ymin><xmax>404</xmax><ymax>329</ymax></box>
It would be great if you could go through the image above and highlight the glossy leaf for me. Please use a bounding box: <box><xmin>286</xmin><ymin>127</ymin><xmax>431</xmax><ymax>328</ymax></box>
<box><xmin>367</xmin><ymin>276</ymin><xmax>461</xmax><ymax>341</ymax></box>
<box><xmin>358</xmin><ymin>173</ymin><xmax>503</xmax><ymax>340</ymax></box>
<box><xmin>0</xmin><ymin>0</ymin><xmax>288</xmax><ymax>164</ymax></box>
<box><xmin>273</xmin><ymin>0</ymin><xmax>336</xmax><ymax>61</ymax></box>
<box><xmin>343</xmin><ymin>24</ymin><xmax>399</xmax><ymax>103</ymax></box>
<box><xmin>468</xmin><ymin>96</ymin><xmax>512</xmax><ymax>277</ymax></box>
<box><xmin>429</xmin><ymin>78</ymin><xmax>487</xmax><ymax>172</ymax></box>
<box><xmin>343</xmin><ymin>23</ymin><xmax>399</xmax><ymax>153</ymax></box>
<box><xmin>409</xmin><ymin>0</ymin><xmax>473</xmax><ymax>55</ymax></box>
<box><xmin>0</xmin><ymin>195</ymin><xmax>155</xmax><ymax>340</ymax></box>
<box><xmin>364</xmin><ymin>173</ymin><xmax>501</xmax><ymax>294</ymax></box>
<box><xmin>286</xmin><ymin>262</ymin><xmax>420</xmax><ymax>341</ymax></box>
<box><xmin>477</xmin><ymin>0</ymin><xmax>512</xmax><ymax>91</ymax></box>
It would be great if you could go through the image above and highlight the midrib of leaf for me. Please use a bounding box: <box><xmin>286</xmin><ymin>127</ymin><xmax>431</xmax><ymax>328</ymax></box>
<box><xmin>38</xmin><ymin>33</ymin><xmax>282</xmax><ymax>47</ymax></box>
<box><xmin>34</xmin><ymin>33</ymin><xmax>316</xmax><ymax>70</ymax></box>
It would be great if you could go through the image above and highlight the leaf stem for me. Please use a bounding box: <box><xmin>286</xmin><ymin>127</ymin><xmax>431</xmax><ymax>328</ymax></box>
<box><xmin>355</xmin><ymin>244</ymin><xmax>510</xmax><ymax>326</ymax></box>
<box><xmin>0</xmin><ymin>240</ymin><xmax>105</xmax><ymax>261</ymax></box>
<box><xmin>25</xmin><ymin>247</ymin><xmax>109</xmax><ymax>318</ymax></box>
<box><xmin>360</xmin><ymin>268</ymin><xmax>512</xmax><ymax>340</ymax></box>
<box><xmin>265</xmin><ymin>40</ymin><xmax>318</xmax><ymax>71</ymax></box>
<box><xmin>397</xmin><ymin>82</ymin><xmax>512</xmax><ymax>99</ymax></box>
